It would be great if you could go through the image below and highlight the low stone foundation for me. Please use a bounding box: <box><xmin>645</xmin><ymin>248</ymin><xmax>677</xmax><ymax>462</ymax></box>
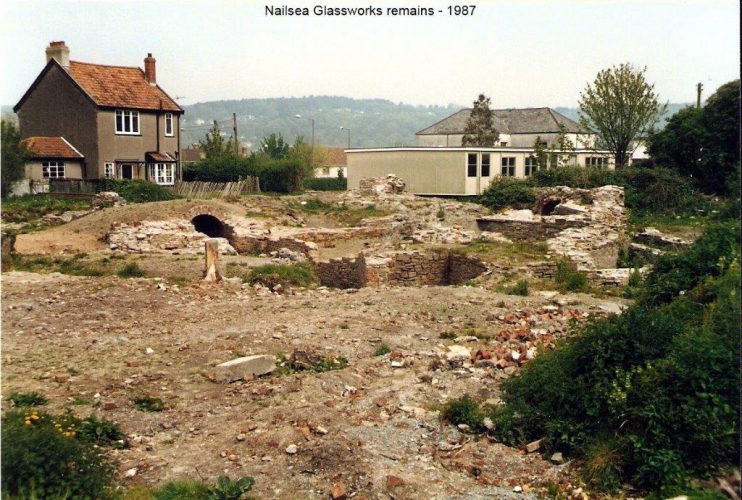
<box><xmin>315</xmin><ymin>249</ymin><xmax>489</xmax><ymax>288</ymax></box>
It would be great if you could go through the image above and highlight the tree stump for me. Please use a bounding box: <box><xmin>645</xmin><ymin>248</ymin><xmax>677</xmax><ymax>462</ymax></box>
<box><xmin>203</xmin><ymin>239</ymin><xmax>223</xmax><ymax>282</ymax></box>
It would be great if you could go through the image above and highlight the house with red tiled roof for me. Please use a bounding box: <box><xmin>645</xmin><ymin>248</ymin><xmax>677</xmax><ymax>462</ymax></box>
<box><xmin>13</xmin><ymin>41</ymin><xmax>183</xmax><ymax>185</ymax></box>
<box><xmin>314</xmin><ymin>147</ymin><xmax>347</xmax><ymax>178</ymax></box>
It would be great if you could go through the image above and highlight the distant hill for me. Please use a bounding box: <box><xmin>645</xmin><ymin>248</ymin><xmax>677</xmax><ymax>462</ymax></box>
<box><xmin>3</xmin><ymin>98</ymin><xmax>694</xmax><ymax>149</ymax></box>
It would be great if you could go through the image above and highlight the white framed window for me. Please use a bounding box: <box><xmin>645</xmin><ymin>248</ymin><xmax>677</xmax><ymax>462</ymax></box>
<box><xmin>481</xmin><ymin>154</ymin><xmax>491</xmax><ymax>177</ymax></box>
<box><xmin>501</xmin><ymin>157</ymin><xmax>516</xmax><ymax>177</ymax></box>
<box><xmin>586</xmin><ymin>156</ymin><xmax>607</xmax><ymax>169</ymax></box>
<box><xmin>525</xmin><ymin>156</ymin><xmax>538</xmax><ymax>177</ymax></box>
<box><xmin>148</xmin><ymin>163</ymin><xmax>175</xmax><ymax>185</ymax></box>
<box><xmin>115</xmin><ymin>110</ymin><xmax>140</xmax><ymax>135</ymax></box>
<box><xmin>165</xmin><ymin>113</ymin><xmax>174</xmax><ymax>137</ymax></box>
<box><xmin>467</xmin><ymin>153</ymin><xmax>477</xmax><ymax>177</ymax></box>
<box><xmin>104</xmin><ymin>162</ymin><xmax>115</xmax><ymax>178</ymax></box>
<box><xmin>42</xmin><ymin>161</ymin><xmax>65</xmax><ymax>178</ymax></box>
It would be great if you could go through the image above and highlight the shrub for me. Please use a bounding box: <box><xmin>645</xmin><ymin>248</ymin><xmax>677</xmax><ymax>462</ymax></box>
<box><xmin>374</xmin><ymin>344</ymin><xmax>392</xmax><ymax>356</ymax></box>
<box><xmin>118</xmin><ymin>263</ymin><xmax>146</xmax><ymax>278</ymax></box>
<box><xmin>133</xmin><ymin>395</ymin><xmax>165</xmax><ymax>412</ymax></box>
<box><xmin>148</xmin><ymin>475</ymin><xmax>255</xmax><ymax>500</ymax></box>
<box><xmin>99</xmin><ymin>179</ymin><xmax>176</xmax><ymax>203</ymax></box>
<box><xmin>1</xmin><ymin>409</ymin><xmax>117</xmax><ymax>498</ymax></box>
<box><xmin>553</xmin><ymin>260</ymin><xmax>588</xmax><ymax>292</ymax></box>
<box><xmin>305</xmin><ymin>177</ymin><xmax>347</xmax><ymax>191</ymax></box>
<box><xmin>479</xmin><ymin>178</ymin><xmax>537</xmax><ymax>211</ymax></box>
<box><xmin>487</xmin><ymin>223</ymin><xmax>740</xmax><ymax>493</ymax></box>
<box><xmin>509</xmin><ymin>279</ymin><xmax>530</xmax><ymax>296</ymax></box>
<box><xmin>6</xmin><ymin>391</ymin><xmax>48</xmax><ymax>408</ymax></box>
<box><xmin>77</xmin><ymin>414</ymin><xmax>126</xmax><ymax>448</ymax></box>
<box><xmin>246</xmin><ymin>263</ymin><xmax>316</xmax><ymax>291</ymax></box>
<box><xmin>184</xmin><ymin>155</ymin><xmax>305</xmax><ymax>193</ymax></box>
<box><xmin>441</xmin><ymin>395</ymin><xmax>485</xmax><ymax>432</ymax></box>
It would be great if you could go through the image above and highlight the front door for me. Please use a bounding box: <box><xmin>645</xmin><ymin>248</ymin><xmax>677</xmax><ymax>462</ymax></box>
<box><xmin>121</xmin><ymin>164</ymin><xmax>133</xmax><ymax>179</ymax></box>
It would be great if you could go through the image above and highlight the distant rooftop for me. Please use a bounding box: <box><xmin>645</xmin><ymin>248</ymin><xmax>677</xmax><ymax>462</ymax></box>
<box><xmin>416</xmin><ymin>107</ymin><xmax>582</xmax><ymax>135</ymax></box>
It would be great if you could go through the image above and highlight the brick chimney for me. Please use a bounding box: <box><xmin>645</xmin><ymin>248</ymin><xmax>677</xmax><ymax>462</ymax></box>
<box><xmin>45</xmin><ymin>41</ymin><xmax>70</xmax><ymax>69</ymax></box>
<box><xmin>144</xmin><ymin>53</ymin><xmax>156</xmax><ymax>85</ymax></box>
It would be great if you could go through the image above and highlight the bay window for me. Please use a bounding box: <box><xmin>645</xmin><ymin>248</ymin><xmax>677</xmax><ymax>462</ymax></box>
<box><xmin>148</xmin><ymin>163</ymin><xmax>174</xmax><ymax>185</ymax></box>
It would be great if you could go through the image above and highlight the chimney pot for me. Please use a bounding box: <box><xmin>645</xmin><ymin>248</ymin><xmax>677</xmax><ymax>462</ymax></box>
<box><xmin>144</xmin><ymin>53</ymin><xmax>156</xmax><ymax>85</ymax></box>
<box><xmin>46</xmin><ymin>41</ymin><xmax>70</xmax><ymax>69</ymax></box>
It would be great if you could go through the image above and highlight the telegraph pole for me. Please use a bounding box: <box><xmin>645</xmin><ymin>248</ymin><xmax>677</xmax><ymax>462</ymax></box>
<box><xmin>696</xmin><ymin>83</ymin><xmax>703</xmax><ymax>109</ymax></box>
<box><xmin>232</xmin><ymin>113</ymin><xmax>239</xmax><ymax>155</ymax></box>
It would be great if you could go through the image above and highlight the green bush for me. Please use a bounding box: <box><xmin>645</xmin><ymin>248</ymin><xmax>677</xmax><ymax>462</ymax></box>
<box><xmin>147</xmin><ymin>475</ymin><xmax>255</xmax><ymax>500</ymax></box>
<box><xmin>374</xmin><ymin>344</ymin><xmax>392</xmax><ymax>356</ymax></box>
<box><xmin>305</xmin><ymin>177</ymin><xmax>347</xmax><ymax>191</ymax></box>
<box><xmin>479</xmin><ymin>177</ymin><xmax>537</xmax><ymax>211</ymax></box>
<box><xmin>508</xmin><ymin>279</ymin><xmax>530</xmax><ymax>296</ymax></box>
<box><xmin>553</xmin><ymin>260</ymin><xmax>588</xmax><ymax>292</ymax></box>
<box><xmin>118</xmin><ymin>263</ymin><xmax>146</xmax><ymax>278</ymax></box>
<box><xmin>246</xmin><ymin>263</ymin><xmax>316</xmax><ymax>290</ymax></box>
<box><xmin>441</xmin><ymin>395</ymin><xmax>485</xmax><ymax>432</ymax></box>
<box><xmin>487</xmin><ymin>222</ymin><xmax>740</xmax><ymax>493</ymax></box>
<box><xmin>184</xmin><ymin>155</ymin><xmax>305</xmax><ymax>193</ymax></box>
<box><xmin>1</xmin><ymin>410</ymin><xmax>117</xmax><ymax>499</ymax></box>
<box><xmin>99</xmin><ymin>179</ymin><xmax>177</xmax><ymax>203</ymax></box>
<box><xmin>6</xmin><ymin>391</ymin><xmax>48</xmax><ymax>408</ymax></box>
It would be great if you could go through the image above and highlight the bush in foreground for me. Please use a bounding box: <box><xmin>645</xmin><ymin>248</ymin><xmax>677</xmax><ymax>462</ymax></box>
<box><xmin>487</xmin><ymin>222</ymin><xmax>740</xmax><ymax>493</ymax></box>
<box><xmin>100</xmin><ymin>179</ymin><xmax>177</xmax><ymax>203</ymax></box>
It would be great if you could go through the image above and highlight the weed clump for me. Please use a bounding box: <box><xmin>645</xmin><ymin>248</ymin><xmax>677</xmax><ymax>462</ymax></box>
<box><xmin>246</xmin><ymin>263</ymin><xmax>316</xmax><ymax>291</ymax></box>
<box><xmin>374</xmin><ymin>344</ymin><xmax>392</xmax><ymax>356</ymax></box>
<box><xmin>509</xmin><ymin>279</ymin><xmax>530</xmax><ymax>296</ymax></box>
<box><xmin>133</xmin><ymin>395</ymin><xmax>165</xmax><ymax>412</ymax></box>
<box><xmin>6</xmin><ymin>391</ymin><xmax>47</xmax><ymax>408</ymax></box>
<box><xmin>553</xmin><ymin>260</ymin><xmax>588</xmax><ymax>292</ymax></box>
<box><xmin>117</xmin><ymin>263</ymin><xmax>146</xmax><ymax>278</ymax></box>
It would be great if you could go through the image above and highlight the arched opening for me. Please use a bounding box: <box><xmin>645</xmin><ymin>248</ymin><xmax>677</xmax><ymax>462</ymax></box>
<box><xmin>540</xmin><ymin>198</ymin><xmax>561</xmax><ymax>216</ymax></box>
<box><xmin>192</xmin><ymin>214</ymin><xmax>225</xmax><ymax>238</ymax></box>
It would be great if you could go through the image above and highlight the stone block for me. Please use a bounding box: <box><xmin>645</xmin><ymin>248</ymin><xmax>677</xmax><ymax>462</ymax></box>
<box><xmin>208</xmin><ymin>355</ymin><xmax>276</xmax><ymax>383</ymax></box>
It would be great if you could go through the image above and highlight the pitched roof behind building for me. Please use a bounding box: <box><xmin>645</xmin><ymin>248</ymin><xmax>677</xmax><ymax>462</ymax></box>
<box><xmin>326</xmin><ymin>147</ymin><xmax>347</xmax><ymax>166</ymax></box>
<box><xmin>416</xmin><ymin>107</ymin><xmax>582</xmax><ymax>135</ymax></box>
<box><xmin>67</xmin><ymin>61</ymin><xmax>182</xmax><ymax>112</ymax></box>
<box><xmin>22</xmin><ymin>136</ymin><xmax>84</xmax><ymax>159</ymax></box>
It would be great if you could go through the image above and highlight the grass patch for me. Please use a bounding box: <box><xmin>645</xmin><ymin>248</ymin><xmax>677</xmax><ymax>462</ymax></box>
<box><xmin>459</xmin><ymin>240</ymin><xmax>549</xmax><ymax>265</ymax></box>
<box><xmin>117</xmin><ymin>263</ymin><xmax>146</xmax><ymax>278</ymax></box>
<box><xmin>508</xmin><ymin>279</ymin><xmax>530</xmax><ymax>296</ymax></box>
<box><xmin>6</xmin><ymin>391</ymin><xmax>47</xmax><ymax>408</ymax></box>
<box><xmin>245</xmin><ymin>262</ymin><xmax>316</xmax><ymax>291</ymax></box>
<box><xmin>0</xmin><ymin>195</ymin><xmax>90</xmax><ymax>224</ymax></box>
<box><xmin>553</xmin><ymin>259</ymin><xmax>588</xmax><ymax>292</ymax></box>
<box><xmin>288</xmin><ymin>199</ymin><xmax>389</xmax><ymax>226</ymax></box>
<box><xmin>2</xmin><ymin>254</ymin><xmax>105</xmax><ymax>277</ymax></box>
<box><xmin>126</xmin><ymin>475</ymin><xmax>255</xmax><ymax>500</ymax></box>
<box><xmin>273</xmin><ymin>353</ymin><xmax>349</xmax><ymax>376</ymax></box>
<box><xmin>374</xmin><ymin>344</ymin><xmax>392</xmax><ymax>356</ymax></box>
<box><xmin>132</xmin><ymin>395</ymin><xmax>165</xmax><ymax>412</ymax></box>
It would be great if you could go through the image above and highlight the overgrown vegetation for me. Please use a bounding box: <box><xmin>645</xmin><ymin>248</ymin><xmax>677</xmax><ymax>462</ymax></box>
<box><xmin>133</xmin><ymin>395</ymin><xmax>165</xmax><ymax>412</ymax></box>
<box><xmin>6</xmin><ymin>391</ymin><xmax>48</xmax><ymax>408</ymax></box>
<box><xmin>479</xmin><ymin>166</ymin><xmax>707</xmax><ymax>218</ymax></box>
<box><xmin>245</xmin><ymin>263</ymin><xmax>316</xmax><ymax>291</ymax></box>
<box><xmin>274</xmin><ymin>353</ymin><xmax>349</xmax><ymax>376</ymax></box>
<box><xmin>0</xmin><ymin>195</ymin><xmax>91</xmax><ymax>224</ymax></box>
<box><xmin>127</xmin><ymin>475</ymin><xmax>255</xmax><ymax>500</ymax></box>
<box><xmin>2</xmin><ymin>253</ymin><xmax>105</xmax><ymax>277</ymax></box>
<box><xmin>508</xmin><ymin>279</ymin><xmax>530</xmax><ymax>296</ymax></box>
<box><xmin>289</xmin><ymin>198</ymin><xmax>388</xmax><ymax>226</ymax></box>
<box><xmin>117</xmin><ymin>262</ymin><xmax>147</xmax><ymax>278</ymax></box>
<box><xmin>553</xmin><ymin>259</ymin><xmax>588</xmax><ymax>292</ymax></box>
<box><xmin>1</xmin><ymin>119</ymin><xmax>30</xmax><ymax>198</ymax></box>
<box><xmin>374</xmin><ymin>344</ymin><xmax>392</xmax><ymax>356</ymax></box>
<box><xmin>305</xmin><ymin>177</ymin><xmax>347</xmax><ymax>191</ymax></box>
<box><xmin>99</xmin><ymin>179</ymin><xmax>177</xmax><ymax>203</ymax></box>
<box><xmin>478</xmin><ymin>222</ymin><xmax>740</xmax><ymax>494</ymax></box>
<box><xmin>1</xmin><ymin>410</ymin><xmax>123</xmax><ymax>498</ymax></box>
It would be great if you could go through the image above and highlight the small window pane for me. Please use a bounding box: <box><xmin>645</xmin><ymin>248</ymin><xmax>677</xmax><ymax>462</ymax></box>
<box><xmin>467</xmin><ymin>153</ymin><xmax>477</xmax><ymax>177</ymax></box>
<box><xmin>481</xmin><ymin>154</ymin><xmax>490</xmax><ymax>177</ymax></box>
<box><xmin>132</xmin><ymin>112</ymin><xmax>139</xmax><ymax>133</ymax></box>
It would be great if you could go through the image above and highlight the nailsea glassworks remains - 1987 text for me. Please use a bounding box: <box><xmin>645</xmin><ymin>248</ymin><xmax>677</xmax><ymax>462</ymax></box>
<box><xmin>265</xmin><ymin>5</ymin><xmax>437</xmax><ymax>16</ymax></box>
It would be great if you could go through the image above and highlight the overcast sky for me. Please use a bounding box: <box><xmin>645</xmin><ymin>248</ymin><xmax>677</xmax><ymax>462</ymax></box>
<box><xmin>1</xmin><ymin>0</ymin><xmax>739</xmax><ymax>108</ymax></box>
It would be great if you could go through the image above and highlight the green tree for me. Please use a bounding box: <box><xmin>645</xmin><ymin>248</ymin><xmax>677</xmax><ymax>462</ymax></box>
<box><xmin>648</xmin><ymin>80</ymin><xmax>740</xmax><ymax>194</ymax></box>
<box><xmin>532</xmin><ymin>136</ymin><xmax>548</xmax><ymax>169</ymax></box>
<box><xmin>461</xmin><ymin>94</ymin><xmax>499</xmax><ymax>147</ymax></box>
<box><xmin>258</xmin><ymin>133</ymin><xmax>290</xmax><ymax>159</ymax></box>
<box><xmin>1</xmin><ymin>120</ymin><xmax>30</xmax><ymax>198</ymax></box>
<box><xmin>198</xmin><ymin>121</ymin><xmax>236</xmax><ymax>159</ymax></box>
<box><xmin>550</xmin><ymin>124</ymin><xmax>576</xmax><ymax>167</ymax></box>
<box><xmin>578</xmin><ymin>63</ymin><xmax>667</xmax><ymax>168</ymax></box>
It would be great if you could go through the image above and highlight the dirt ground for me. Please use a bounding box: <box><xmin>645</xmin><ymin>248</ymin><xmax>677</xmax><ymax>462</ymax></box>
<box><xmin>1</xmin><ymin>268</ymin><xmax>631</xmax><ymax>498</ymax></box>
<box><xmin>1</xmin><ymin>191</ymin><xmax>635</xmax><ymax>498</ymax></box>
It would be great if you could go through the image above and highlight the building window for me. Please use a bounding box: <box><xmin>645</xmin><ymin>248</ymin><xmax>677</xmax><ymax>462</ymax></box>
<box><xmin>115</xmin><ymin>110</ymin><xmax>140</xmax><ymax>135</ymax></box>
<box><xmin>104</xmin><ymin>162</ymin><xmax>115</xmax><ymax>178</ymax></box>
<box><xmin>501</xmin><ymin>157</ymin><xmax>516</xmax><ymax>177</ymax></box>
<box><xmin>500</xmin><ymin>141</ymin><xmax>508</xmax><ymax>147</ymax></box>
<box><xmin>525</xmin><ymin>156</ymin><xmax>538</xmax><ymax>177</ymax></box>
<box><xmin>165</xmin><ymin>113</ymin><xmax>174</xmax><ymax>137</ymax></box>
<box><xmin>481</xmin><ymin>154</ymin><xmax>491</xmax><ymax>177</ymax></box>
<box><xmin>42</xmin><ymin>161</ymin><xmax>65</xmax><ymax>178</ymax></box>
<box><xmin>586</xmin><ymin>156</ymin><xmax>607</xmax><ymax>169</ymax></box>
<box><xmin>148</xmin><ymin>163</ymin><xmax>175</xmax><ymax>185</ymax></box>
<box><xmin>467</xmin><ymin>153</ymin><xmax>477</xmax><ymax>177</ymax></box>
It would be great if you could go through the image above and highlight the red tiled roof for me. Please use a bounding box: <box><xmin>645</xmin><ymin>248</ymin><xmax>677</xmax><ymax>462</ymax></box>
<box><xmin>22</xmin><ymin>136</ymin><xmax>84</xmax><ymax>159</ymax></box>
<box><xmin>146</xmin><ymin>152</ymin><xmax>176</xmax><ymax>162</ymax></box>
<box><xmin>68</xmin><ymin>61</ymin><xmax>182</xmax><ymax>112</ymax></box>
<box><xmin>327</xmin><ymin>147</ymin><xmax>347</xmax><ymax>166</ymax></box>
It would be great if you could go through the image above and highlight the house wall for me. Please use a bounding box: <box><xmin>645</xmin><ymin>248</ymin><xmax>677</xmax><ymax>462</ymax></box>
<box><xmin>347</xmin><ymin>150</ymin><xmax>467</xmax><ymax>195</ymax></box>
<box><xmin>95</xmin><ymin>110</ymin><xmax>179</xmax><ymax>179</ymax></box>
<box><xmin>314</xmin><ymin>166</ymin><xmax>346</xmax><ymax>178</ymax></box>
<box><xmin>418</xmin><ymin>132</ymin><xmax>594</xmax><ymax>149</ymax></box>
<box><xmin>347</xmin><ymin>148</ymin><xmax>615</xmax><ymax>195</ymax></box>
<box><xmin>24</xmin><ymin>160</ymin><xmax>83</xmax><ymax>180</ymax></box>
<box><xmin>16</xmin><ymin>64</ymin><xmax>99</xmax><ymax>177</ymax></box>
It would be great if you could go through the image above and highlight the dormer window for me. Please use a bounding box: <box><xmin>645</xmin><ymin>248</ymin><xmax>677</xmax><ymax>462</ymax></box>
<box><xmin>115</xmin><ymin>110</ymin><xmax>140</xmax><ymax>135</ymax></box>
<box><xmin>165</xmin><ymin>113</ymin><xmax>174</xmax><ymax>137</ymax></box>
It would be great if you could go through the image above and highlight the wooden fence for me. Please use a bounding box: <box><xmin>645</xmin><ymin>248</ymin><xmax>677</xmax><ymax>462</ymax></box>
<box><xmin>48</xmin><ymin>179</ymin><xmax>102</xmax><ymax>193</ymax></box>
<box><xmin>172</xmin><ymin>178</ymin><xmax>260</xmax><ymax>198</ymax></box>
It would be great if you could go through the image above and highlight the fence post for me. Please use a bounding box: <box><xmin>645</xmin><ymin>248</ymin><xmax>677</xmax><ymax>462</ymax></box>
<box><xmin>203</xmin><ymin>239</ymin><xmax>223</xmax><ymax>282</ymax></box>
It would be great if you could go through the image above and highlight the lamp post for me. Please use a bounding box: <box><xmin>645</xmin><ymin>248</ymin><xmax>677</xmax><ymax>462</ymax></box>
<box><xmin>295</xmin><ymin>114</ymin><xmax>314</xmax><ymax>171</ymax></box>
<box><xmin>340</xmin><ymin>126</ymin><xmax>351</xmax><ymax>148</ymax></box>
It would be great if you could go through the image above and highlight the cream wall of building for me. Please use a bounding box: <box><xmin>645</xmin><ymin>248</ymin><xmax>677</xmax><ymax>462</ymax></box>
<box><xmin>314</xmin><ymin>166</ymin><xmax>346</xmax><ymax>178</ymax></box>
<box><xmin>24</xmin><ymin>160</ymin><xmax>83</xmax><ymax>180</ymax></box>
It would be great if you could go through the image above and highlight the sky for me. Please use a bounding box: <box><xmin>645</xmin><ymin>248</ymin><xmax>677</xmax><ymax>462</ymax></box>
<box><xmin>1</xmin><ymin>0</ymin><xmax>739</xmax><ymax>108</ymax></box>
